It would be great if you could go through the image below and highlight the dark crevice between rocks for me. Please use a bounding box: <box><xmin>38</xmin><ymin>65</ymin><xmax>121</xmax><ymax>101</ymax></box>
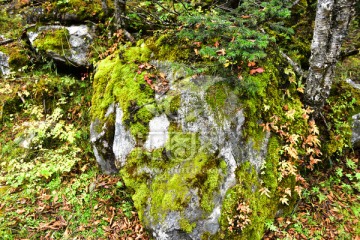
<box><xmin>52</xmin><ymin>60</ymin><xmax>92</xmax><ymax>79</ymax></box>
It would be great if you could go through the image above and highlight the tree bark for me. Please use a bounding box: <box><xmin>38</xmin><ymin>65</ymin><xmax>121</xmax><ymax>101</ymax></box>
<box><xmin>114</xmin><ymin>0</ymin><xmax>126</xmax><ymax>29</ymax></box>
<box><xmin>304</xmin><ymin>0</ymin><xmax>355</xmax><ymax>113</ymax></box>
<box><xmin>101</xmin><ymin>0</ymin><xmax>109</xmax><ymax>16</ymax></box>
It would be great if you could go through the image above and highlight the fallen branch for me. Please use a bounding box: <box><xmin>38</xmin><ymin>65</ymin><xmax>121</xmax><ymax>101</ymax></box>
<box><xmin>0</xmin><ymin>39</ymin><xmax>15</xmax><ymax>46</ymax></box>
<box><xmin>280</xmin><ymin>50</ymin><xmax>307</xmax><ymax>78</ymax></box>
<box><xmin>123</xmin><ymin>29</ymin><xmax>135</xmax><ymax>43</ymax></box>
<box><xmin>340</xmin><ymin>49</ymin><xmax>359</xmax><ymax>60</ymax></box>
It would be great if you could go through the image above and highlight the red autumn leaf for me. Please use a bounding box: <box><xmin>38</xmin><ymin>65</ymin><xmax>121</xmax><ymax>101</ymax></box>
<box><xmin>250</xmin><ymin>67</ymin><xmax>265</xmax><ymax>75</ymax></box>
<box><xmin>248</xmin><ymin>61</ymin><xmax>256</xmax><ymax>67</ymax></box>
<box><xmin>144</xmin><ymin>75</ymin><xmax>153</xmax><ymax>86</ymax></box>
<box><xmin>193</xmin><ymin>41</ymin><xmax>202</xmax><ymax>47</ymax></box>
<box><xmin>214</xmin><ymin>41</ymin><xmax>220</xmax><ymax>48</ymax></box>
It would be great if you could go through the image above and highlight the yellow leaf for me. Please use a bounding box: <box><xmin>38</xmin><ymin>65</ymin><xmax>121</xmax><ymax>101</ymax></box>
<box><xmin>285</xmin><ymin>109</ymin><xmax>296</xmax><ymax>120</ymax></box>
<box><xmin>297</xmin><ymin>87</ymin><xmax>304</xmax><ymax>93</ymax></box>
<box><xmin>283</xmin><ymin>145</ymin><xmax>298</xmax><ymax>159</ymax></box>
<box><xmin>294</xmin><ymin>185</ymin><xmax>302</xmax><ymax>198</ymax></box>
<box><xmin>280</xmin><ymin>195</ymin><xmax>289</xmax><ymax>205</ymax></box>
<box><xmin>288</xmin><ymin>134</ymin><xmax>300</xmax><ymax>145</ymax></box>
<box><xmin>260</xmin><ymin>187</ymin><xmax>271</xmax><ymax>197</ymax></box>
<box><xmin>284</xmin><ymin>187</ymin><xmax>292</xmax><ymax>197</ymax></box>
<box><xmin>216</xmin><ymin>48</ymin><xmax>226</xmax><ymax>56</ymax></box>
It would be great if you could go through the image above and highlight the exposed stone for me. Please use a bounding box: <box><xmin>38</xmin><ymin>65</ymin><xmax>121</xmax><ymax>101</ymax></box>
<box><xmin>28</xmin><ymin>25</ymin><xmax>93</xmax><ymax>66</ymax></box>
<box><xmin>346</xmin><ymin>78</ymin><xmax>360</xmax><ymax>90</ymax></box>
<box><xmin>113</xmin><ymin>105</ymin><xmax>136</xmax><ymax>167</ymax></box>
<box><xmin>0</xmin><ymin>51</ymin><xmax>10</xmax><ymax>76</ymax></box>
<box><xmin>90</xmin><ymin>104</ymin><xmax>118</xmax><ymax>174</ymax></box>
<box><xmin>145</xmin><ymin>114</ymin><xmax>170</xmax><ymax>151</ymax></box>
<box><xmin>352</xmin><ymin>113</ymin><xmax>360</xmax><ymax>148</ymax></box>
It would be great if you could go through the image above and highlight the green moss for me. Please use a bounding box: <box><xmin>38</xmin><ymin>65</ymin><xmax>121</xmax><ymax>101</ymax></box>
<box><xmin>146</xmin><ymin>34</ymin><xmax>191</xmax><ymax>62</ymax></box>
<box><xmin>240</xmin><ymin>57</ymin><xmax>282</xmax><ymax>149</ymax></box>
<box><xmin>219</xmin><ymin>162</ymin><xmax>278</xmax><ymax>240</ymax></box>
<box><xmin>261</xmin><ymin>136</ymin><xmax>280</xmax><ymax>192</ymax></box>
<box><xmin>33</xmin><ymin>28</ymin><xmax>70</xmax><ymax>55</ymax></box>
<box><xmin>179</xmin><ymin>218</ymin><xmax>196</xmax><ymax>233</ymax></box>
<box><xmin>0</xmin><ymin>9</ymin><xmax>22</xmax><ymax>39</ymax></box>
<box><xmin>51</xmin><ymin>0</ymin><xmax>105</xmax><ymax>21</ymax></box>
<box><xmin>121</xmin><ymin>130</ymin><xmax>225</xmax><ymax>232</ymax></box>
<box><xmin>91</xmin><ymin>43</ymin><xmax>155</xmax><ymax>138</ymax></box>
<box><xmin>323</xmin><ymin>79</ymin><xmax>360</xmax><ymax>155</ymax></box>
<box><xmin>204</xmin><ymin>81</ymin><xmax>239</xmax><ymax>124</ymax></box>
<box><xmin>200</xmin><ymin>168</ymin><xmax>221</xmax><ymax>212</ymax></box>
<box><xmin>0</xmin><ymin>44</ymin><xmax>28</xmax><ymax>71</ymax></box>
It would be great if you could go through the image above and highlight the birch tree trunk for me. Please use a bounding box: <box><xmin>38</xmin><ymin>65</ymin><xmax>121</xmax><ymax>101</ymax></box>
<box><xmin>304</xmin><ymin>0</ymin><xmax>355</xmax><ymax>113</ymax></box>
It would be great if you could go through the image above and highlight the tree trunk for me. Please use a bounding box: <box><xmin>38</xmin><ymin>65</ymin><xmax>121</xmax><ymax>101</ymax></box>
<box><xmin>304</xmin><ymin>0</ymin><xmax>355</xmax><ymax>113</ymax></box>
<box><xmin>114</xmin><ymin>0</ymin><xmax>126</xmax><ymax>28</ymax></box>
<box><xmin>101</xmin><ymin>0</ymin><xmax>109</xmax><ymax>16</ymax></box>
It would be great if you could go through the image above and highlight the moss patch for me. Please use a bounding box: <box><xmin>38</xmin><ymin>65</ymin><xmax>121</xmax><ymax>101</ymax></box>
<box><xmin>121</xmin><ymin>132</ymin><xmax>225</xmax><ymax>231</ymax></box>
<box><xmin>91</xmin><ymin>42</ymin><xmax>155</xmax><ymax>137</ymax></box>
<box><xmin>33</xmin><ymin>28</ymin><xmax>70</xmax><ymax>55</ymax></box>
<box><xmin>146</xmin><ymin>33</ymin><xmax>191</xmax><ymax>62</ymax></box>
<box><xmin>218</xmin><ymin>159</ymin><xmax>282</xmax><ymax>240</ymax></box>
<box><xmin>0</xmin><ymin>43</ymin><xmax>29</xmax><ymax>71</ymax></box>
<box><xmin>49</xmin><ymin>0</ymin><xmax>105</xmax><ymax>21</ymax></box>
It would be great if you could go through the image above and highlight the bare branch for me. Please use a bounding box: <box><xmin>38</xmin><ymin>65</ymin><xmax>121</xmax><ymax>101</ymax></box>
<box><xmin>280</xmin><ymin>50</ymin><xmax>307</xmax><ymax>78</ymax></box>
<box><xmin>0</xmin><ymin>39</ymin><xmax>15</xmax><ymax>46</ymax></box>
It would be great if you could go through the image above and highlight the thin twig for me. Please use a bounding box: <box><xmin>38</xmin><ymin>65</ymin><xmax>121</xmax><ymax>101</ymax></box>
<box><xmin>280</xmin><ymin>50</ymin><xmax>307</xmax><ymax>78</ymax></box>
<box><xmin>319</xmin><ymin>112</ymin><xmax>330</xmax><ymax>130</ymax></box>
<box><xmin>153</xmin><ymin>0</ymin><xmax>178</xmax><ymax>15</ymax></box>
<box><xmin>123</xmin><ymin>29</ymin><xmax>135</xmax><ymax>43</ymax></box>
<box><xmin>0</xmin><ymin>39</ymin><xmax>15</xmax><ymax>46</ymax></box>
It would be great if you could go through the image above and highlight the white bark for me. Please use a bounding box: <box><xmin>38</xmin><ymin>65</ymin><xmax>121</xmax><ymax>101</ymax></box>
<box><xmin>304</xmin><ymin>0</ymin><xmax>355</xmax><ymax>112</ymax></box>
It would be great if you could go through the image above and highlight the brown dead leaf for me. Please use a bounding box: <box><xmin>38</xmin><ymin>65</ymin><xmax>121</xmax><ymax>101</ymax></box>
<box><xmin>216</xmin><ymin>48</ymin><xmax>226</xmax><ymax>56</ymax></box>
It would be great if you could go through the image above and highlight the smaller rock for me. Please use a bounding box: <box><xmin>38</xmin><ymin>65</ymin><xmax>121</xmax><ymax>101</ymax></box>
<box><xmin>14</xmin><ymin>133</ymin><xmax>36</xmax><ymax>149</ymax></box>
<box><xmin>346</xmin><ymin>78</ymin><xmax>360</xmax><ymax>90</ymax></box>
<box><xmin>0</xmin><ymin>51</ymin><xmax>10</xmax><ymax>76</ymax></box>
<box><xmin>352</xmin><ymin>113</ymin><xmax>360</xmax><ymax>148</ymax></box>
<box><xmin>28</xmin><ymin>25</ymin><xmax>93</xmax><ymax>67</ymax></box>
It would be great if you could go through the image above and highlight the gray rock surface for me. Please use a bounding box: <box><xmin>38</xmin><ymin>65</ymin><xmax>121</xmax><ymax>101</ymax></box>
<box><xmin>346</xmin><ymin>78</ymin><xmax>360</xmax><ymax>90</ymax></box>
<box><xmin>28</xmin><ymin>25</ymin><xmax>93</xmax><ymax>66</ymax></box>
<box><xmin>145</xmin><ymin>114</ymin><xmax>170</xmax><ymax>151</ymax></box>
<box><xmin>0</xmin><ymin>51</ymin><xmax>10</xmax><ymax>76</ymax></box>
<box><xmin>352</xmin><ymin>113</ymin><xmax>360</xmax><ymax>148</ymax></box>
<box><xmin>90</xmin><ymin>104</ymin><xmax>118</xmax><ymax>174</ymax></box>
<box><xmin>113</xmin><ymin>105</ymin><xmax>136</xmax><ymax>167</ymax></box>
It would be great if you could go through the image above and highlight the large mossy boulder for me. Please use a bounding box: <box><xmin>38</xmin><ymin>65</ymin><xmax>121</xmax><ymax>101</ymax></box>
<box><xmin>90</xmin><ymin>42</ymin><xmax>290</xmax><ymax>239</ymax></box>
